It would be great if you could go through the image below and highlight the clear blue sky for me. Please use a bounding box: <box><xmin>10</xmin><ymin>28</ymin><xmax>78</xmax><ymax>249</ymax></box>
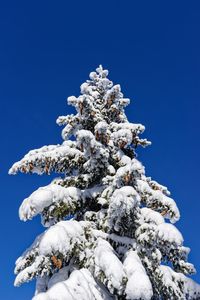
<box><xmin>0</xmin><ymin>1</ymin><xmax>200</xmax><ymax>299</ymax></box>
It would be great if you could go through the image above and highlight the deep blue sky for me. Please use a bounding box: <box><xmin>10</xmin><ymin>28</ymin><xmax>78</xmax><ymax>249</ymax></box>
<box><xmin>0</xmin><ymin>1</ymin><xmax>200</xmax><ymax>299</ymax></box>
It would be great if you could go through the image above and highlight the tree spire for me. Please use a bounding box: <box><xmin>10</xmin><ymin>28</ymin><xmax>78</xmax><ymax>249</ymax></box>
<box><xmin>10</xmin><ymin>66</ymin><xmax>200</xmax><ymax>299</ymax></box>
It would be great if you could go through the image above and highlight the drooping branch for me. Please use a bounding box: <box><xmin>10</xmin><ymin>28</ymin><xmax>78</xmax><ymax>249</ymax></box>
<box><xmin>9</xmin><ymin>141</ymin><xmax>84</xmax><ymax>175</ymax></box>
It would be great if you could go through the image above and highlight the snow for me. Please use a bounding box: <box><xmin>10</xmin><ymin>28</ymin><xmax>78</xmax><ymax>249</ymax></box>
<box><xmin>141</xmin><ymin>207</ymin><xmax>164</xmax><ymax>225</ymax></box>
<box><xmin>158</xmin><ymin>265</ymin><xmax>200</xmax><ymax>299</ymax></box>
<box><xmin>38</xmin><ymin>220</ymin><xmax>85</xmax><ymax>256</ymax></box>
<box><xmin>123</xmin><ymin>250</ymin><xmax>153</xmax><ymax>300</ymax></box>
<box><xmin>109</xmin><ymin>122</ymin><xmax>151</xmax><ymax>148</ymax></box>
<box><xmin>56</xmin><ymin>114</ymin><xmax>82</xmax><ymax>140</ymax></box>
<box><xmin>35</xmin><ymin>276</ymin><xmax>49</xmax><ymax>295</ymax></box>
<box><xmin>76</xmin><ymin>130</ymin><xmax>94</xmax><ymax>149</ymax></box>
<box><xmin>116</xmin><ymin>151</ymin><xmax>131</xmax><ymax>166</ymax></box>
<box><xmin>19</xmin><ymin>184</ymin><xmax>81</xmax><ymax>221</ymax></box>
<box><xmin>95</xmin><ymin>121</ymin><xmax>109</xmax><ymax>134</ymax></box>
<box><xmin>159</xmin><ymin>265</ymin><xmax>184</xmax><ymax>298</ymax></box>
<box><xmin>157</xmin><ymin>223</ymin><xmax>183</xmax><ymax>246</ymax></box>
<box><xmin>94</xmin><ymin>238</ymin><xmax>125</xmax><ymax>294</ymax></box>
<box><xmin>116</xmin><ymin>159</ymin><xmax>145</xmax><ymax>182</ymax></box>
<box><xmin>104</xmin><ymin>84</ymin><xmax>122</xmax><ymax>105</ymax></box>
<box><xmin>112</xmin><ymin>186</ymin><xmax>140</xmax><ymax>204</ymax></box>
<box><xmin>14</xmin><ymin>232</ymin><xmax>44</xmax><ymax>275</ymax></box>
<box><xmin>136</xmin><ymin>179</ymin><xmax>152</xmax><ymax>194</ymax></box>
<box><xmin>147</xmin><ymin>178</ymin><xmax>170</xmax><ymax>196</ymax></box>
<box><xmin>33</xmin><ymin>268</ymin><xmax>112</xmax><ymax>300</ymax></box>
<box><xmin>136</xmin><ymin>222</ymin><xmax>184</xmax><ymax>261</ymax></box>
<box><xmin>92</xmin><ymin>229</ymin><xmax>136</xmax><ymax>249</ymax></box>
<box><xmin>107</xmin><ymin>165</ymin><xmax>116</xmax><ymax>175</ymax></box>
<box><xmin>14</xmin><ymin>255</ymin><xmax>50</xmax><ymax>286</ymax></box>
<box><xmin>110</xmin><ymin>122</ymin><xmax>145</xmax><ymax>135</ymax></box>
<box><xmin>48</xmin><ymin>266</ymin><xmax>70</xmax><ymax>289</ymax></box>
<box><xmin>136</xmin><ymin>179</ymin><xmax>180</xmax><ymax>224</ymax></box>
<box><xmin>184</xmin><ymin>276</ymin><xmax>200</xmax><ymax>299</ymax></box>
<box><xmin>152</xmin><ymin>191</ymin><xmax>180</xmax><ymax>223</ymax></box>
<box><xmin>76</xmin><ymin>130</ymin><xmax>109</xmax><ymax>172</ymax></box>
<box><xmin>107</xmin><ymin>186</ymin><xmax>140</xmax><ymax>232</ymax></box>
<box><xmin>135</xmin><ymin>223</ymin><xmax>157</xmax><ymax>246</ymax></box>
<box><xmin>67</xmin><ymin>96</ymin><xmax>78</xmax><ymax>106</ymax></box>
<box><xmin>82</xmin><ymin>185</ymin><xmax>105</xmax><ymax>201</ymax></box>
<box><xmin>111</xmin><ymin>129</ymin><xmax>133</xmax><ymax>147</ymax></box>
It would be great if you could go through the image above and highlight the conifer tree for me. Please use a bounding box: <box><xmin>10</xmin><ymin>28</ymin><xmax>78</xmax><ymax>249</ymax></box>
<box><xmin>9</xmin><ymin>66</ymin><xmax>200</xmax><ymax>300</ymax></box>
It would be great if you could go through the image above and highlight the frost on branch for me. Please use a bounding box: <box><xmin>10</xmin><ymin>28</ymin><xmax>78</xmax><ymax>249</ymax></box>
<box><xmin>10</xmin><ymin>66</ymin><xmax>200</xmax><ymax>299</ymax></box>
<box><xmin>107</xmin><ymin>186</ymin><xmax>140</xmax><ymax>236</ymax></box>
<box><xmin>14</xmin><ymin>220</ymin><xmax>88</xmax><ymax>287</ymax></box>
<box><xmin>9</xmin><ymin>141</ymin><xmax>84</xmax><ymax>175</ymax></box>
<box><xmin>19</xmin><ymin>184</ymin><xmax>82</xmax><ymax>226</ymax></box>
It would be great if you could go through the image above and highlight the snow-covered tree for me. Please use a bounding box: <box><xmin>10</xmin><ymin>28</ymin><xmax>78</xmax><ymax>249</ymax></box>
<box><xmin>9</xmin><ymin>66</ymin><xmax>200</xmax><ymax>300</ymax></box>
